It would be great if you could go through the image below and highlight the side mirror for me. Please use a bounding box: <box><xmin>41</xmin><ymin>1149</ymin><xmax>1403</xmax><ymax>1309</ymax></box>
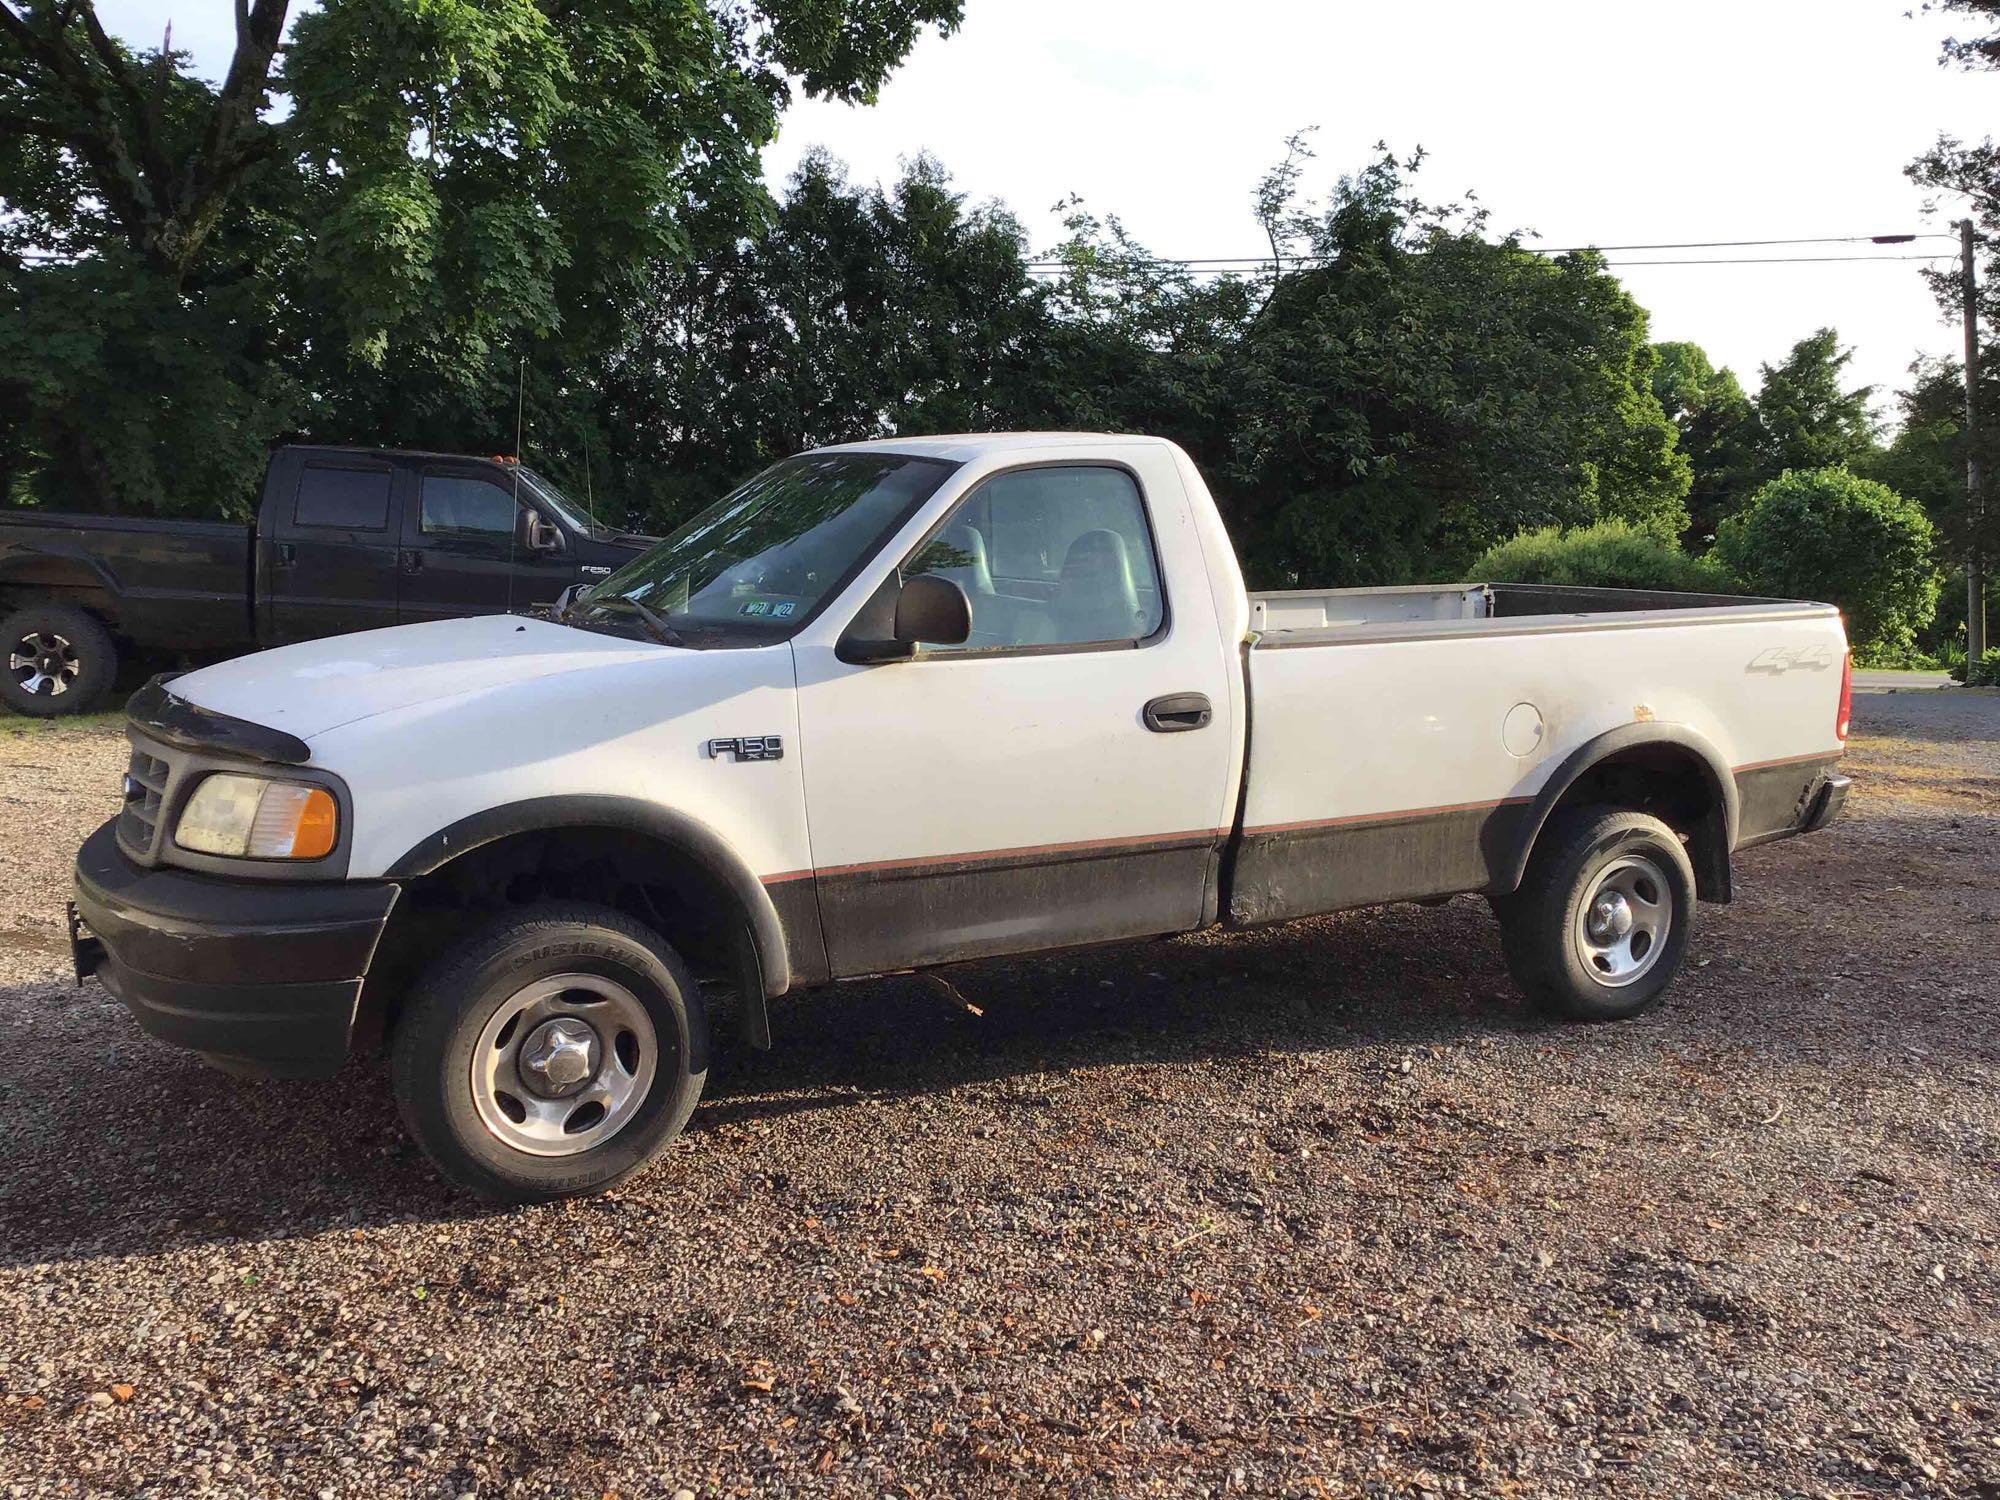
<box><xmin>894</xmin><ymin>573</ymin><xmax>971</xmax><ymax>647</ymax></box>
<box><xmin>522</xmin><ymin>509</ymin><xmax>563</xmax><ymax>553</ymax></box>
<box><xmin>838</xmin><ymin>573</ymin><xmax>972</xmax><ymax>663</ymax></box>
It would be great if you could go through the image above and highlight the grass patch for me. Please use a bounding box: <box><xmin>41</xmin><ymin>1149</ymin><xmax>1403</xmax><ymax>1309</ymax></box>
<box><xmin>2</xmin><ymin>707</ymin><xmax>128</xmax><ymax>735</ymax></box>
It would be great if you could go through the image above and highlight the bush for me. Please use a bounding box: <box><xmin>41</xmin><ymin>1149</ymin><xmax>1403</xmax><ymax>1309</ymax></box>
<box><xmin>1952</xmin><ymin>649</ymin><xmax>2000</xmax><ymax>687</ymax></box>
<box><xmin>1469</xmin><ymin>520</ymin><xmax>1735</xmax><ymax>593</ymax></box>
<box><xmin>1713</xmin><ymin>468</ymin><xmax>1940</xmax><ymax>660</ymax></box>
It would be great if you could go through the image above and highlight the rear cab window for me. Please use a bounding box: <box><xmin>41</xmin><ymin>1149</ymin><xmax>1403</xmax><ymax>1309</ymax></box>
<box><xmin>294</xmin><ymin>463</ymin><xmax>391</xmax><ymax>531</ymax></box>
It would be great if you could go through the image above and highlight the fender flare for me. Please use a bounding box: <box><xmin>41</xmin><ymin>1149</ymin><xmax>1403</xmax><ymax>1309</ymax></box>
<box><xmin>1496</xmin><ymin>723</ymin><xmax>1739</xmax><ymax>895</ymax></box>
<box><xmin>382</xmin><ymin>795</ymin><xmax>792</xmax><ymax>1004</ymax></box>
<box><xmin>0</xmin><ymin>542</ymin><xmax>124</xmax><ymax>613</ymax></box>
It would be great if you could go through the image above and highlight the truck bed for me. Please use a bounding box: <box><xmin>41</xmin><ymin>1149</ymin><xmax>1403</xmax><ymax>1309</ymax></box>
<box><xmin>0</xmin><ymin>509</ymin><xmax>254</xmax><ymax>651</ymax></box>
<box><xmin>1248</xmin><ymin>581</ymin><xmax>1818</xmax><ymax>644</ymax></box>
<box><xmin>1231</xmin><ymin>580</ymin><xmax>1849</xmax><ymax>926</ymax></box>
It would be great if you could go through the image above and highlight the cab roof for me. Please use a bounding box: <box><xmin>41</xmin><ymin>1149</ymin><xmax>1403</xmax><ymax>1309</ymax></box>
<box><xmin>811</xmin><ymin>432</ymin><xmax>1171</xmax><ymax>463</ymax></box>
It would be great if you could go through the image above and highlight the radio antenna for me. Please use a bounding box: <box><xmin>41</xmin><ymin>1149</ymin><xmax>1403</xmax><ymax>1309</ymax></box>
<box><xmin>505</xmin><ymin>355</ymin><xmax>525</xmax><ymax>616</ymax></box>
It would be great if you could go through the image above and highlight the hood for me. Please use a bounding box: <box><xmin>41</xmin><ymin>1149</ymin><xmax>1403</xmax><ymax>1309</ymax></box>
<box><xmin>169</xmin><ymin>615</ymin><xmax>661</xmax><ymax>743</ymax></box>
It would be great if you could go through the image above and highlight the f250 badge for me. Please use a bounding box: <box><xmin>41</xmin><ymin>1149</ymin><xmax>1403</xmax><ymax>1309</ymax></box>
<box><xmin>1747</xmin><ymin>645</ymin><xmax>1838</xmax><ymax>675</ymax></box>
<box><xmin>707</xmin><ymin>735</ymin><xmax>784</xmax><ymax>762</ymax></box>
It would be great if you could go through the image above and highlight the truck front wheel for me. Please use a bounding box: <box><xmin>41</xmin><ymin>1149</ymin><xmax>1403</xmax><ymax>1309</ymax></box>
<box><xmin>1</xmin><ymin>603</ymin><xmax>117</xmax><ymax>717</ymax></box>
<box><xmin>391</xmin><ymin>902</ymin><xmax>709</xmax><ymax>1203</ymax></box>
<box><xmin>1494</xmin><ymin>807</ymin><xmax>1696</xmax><ymax>1021</ymax></box>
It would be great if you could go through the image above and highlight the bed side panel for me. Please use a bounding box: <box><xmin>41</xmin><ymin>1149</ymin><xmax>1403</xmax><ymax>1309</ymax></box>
<box><xmin>1229</xmin><ymin>609</ymin><xmax>1848</xmax><ymax>925</ymax></box>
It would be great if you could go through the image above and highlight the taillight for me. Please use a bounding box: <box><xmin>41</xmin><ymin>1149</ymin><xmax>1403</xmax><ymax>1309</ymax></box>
<box><xmin>1835</xmin><ymin>651</ymin><xmax>1852</xmax><ymax>743</ymax></box>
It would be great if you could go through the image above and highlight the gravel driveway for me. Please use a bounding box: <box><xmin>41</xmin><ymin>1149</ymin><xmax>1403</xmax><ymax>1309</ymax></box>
<box><xmin>1</xmin><ymin>696</ymin><xmax>1995</xmax><ymax>1499</ymax></box>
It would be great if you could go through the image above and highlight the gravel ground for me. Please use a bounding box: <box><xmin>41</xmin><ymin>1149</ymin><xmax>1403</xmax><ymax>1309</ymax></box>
<box><xmin>0</xmin><ymin>695</ymin><xmax>1995</xmax><ymax>1499</ymax></box>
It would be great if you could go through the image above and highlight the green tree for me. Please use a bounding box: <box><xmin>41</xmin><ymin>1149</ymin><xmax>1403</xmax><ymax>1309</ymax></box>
<box><xmin>0</xmin><ymin>0</ymin><xmax>963</xmax><ymax>515</ymax></box>
<box><xmin>1714</xmin><ymin>467</ymin><xmax>1940</xmax><ymax>660</ymax></box>
<box><xmin>996</xmin><ymin>198</ymin><xmax>1251</xmax><ymax>492</ymax></box>
<box><xmin>1907</xmin><ymin>2</ymin><xmax>2000</xmax><ymax>611</ymax></box>
<box><xmin>593</xmin><ymin>151</ymin><xmax>1048</xmax><ymax>527</ymax></box>
<box><xmin>1749</xmin><ymin>329</ymin><xmax>1879</xmax><ymax>480</ymax></box>
<box><xmin>1858</xmin><ymin>356</ymin><xmax>2000</xmax><ymax>650</ymax></box>
<box><xmin>1220</xmin><ymin>150</ymin><xmax>1691</xmax><ymax>588</ymax></box>
<box><xmin>1651</xmin><ymin>340</ymin><xmax>1759</xmax><ymax>546</ymax></box>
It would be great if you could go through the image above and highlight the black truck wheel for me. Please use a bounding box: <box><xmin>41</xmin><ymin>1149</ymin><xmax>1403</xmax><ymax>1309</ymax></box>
<box><xmin>391</xmin><ymin>901</ymin><xmax>708</xmax><ymax>1203</ymax></box>
<box><xmin>1494</xmin><ymin>806</ymin><xmax>1696</xmax><ymax>1021</ymax></box>
<box><xmin>1</xmin><ymin>603</ymin><xmax>117</xmax><ymax>717</ymax></box>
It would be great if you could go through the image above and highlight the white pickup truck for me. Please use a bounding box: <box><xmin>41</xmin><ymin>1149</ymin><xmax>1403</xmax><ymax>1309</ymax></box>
<box><xmin>72</xmin><ymin>434</ymin><xmax>1852</xmax><ymax>1201</ymax></box>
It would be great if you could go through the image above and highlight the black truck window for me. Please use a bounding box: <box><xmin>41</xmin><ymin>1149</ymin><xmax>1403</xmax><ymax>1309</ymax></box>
<box><xmin>421</xmin><ymin>473</ymin><xmax>518</xmax><ymax>538</ymax></box>
<box><xmin>295</xmin><ymin>464</ymin><xmax>391</xmax><ymax>530</ymax></box>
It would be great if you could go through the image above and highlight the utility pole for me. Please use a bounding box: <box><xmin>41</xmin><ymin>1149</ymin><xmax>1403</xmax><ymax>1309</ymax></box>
<box><xmin>1964</xmin><ymin>219</ymin><xmax>1988</xmax><ymax>664</ymax></box>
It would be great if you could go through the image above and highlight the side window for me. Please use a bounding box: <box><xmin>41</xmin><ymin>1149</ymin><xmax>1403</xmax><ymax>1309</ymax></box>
<box><xmin>420</xmin><ymin>473</ymin><xmax>519</xmax><ymax>539</ymax></box>
<box><xmin>905</xmin><ymin>466</ymin><xmax>1165</xmax><ymax>650</ymax></box>
<box><xmin>294</xmin><ymin>464</ymin><xmax>390</xmax><ymax>531</ymax></box>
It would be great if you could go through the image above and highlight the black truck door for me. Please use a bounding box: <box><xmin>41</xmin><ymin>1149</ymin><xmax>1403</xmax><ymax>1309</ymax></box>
<box><xmin>397</xmin><ymin>463</ymin><xmax>568</xmax><ymax>624</ymax></box>
<box><xmin>260</xmin><ymin>455</ymin><xmax>401</xmax><ymax>644</ymax></box>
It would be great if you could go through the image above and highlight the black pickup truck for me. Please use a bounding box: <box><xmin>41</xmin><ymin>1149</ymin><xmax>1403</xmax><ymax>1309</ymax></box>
<box><xmin>0</xmin><ymin>445</ymin><xmax>655</xmax><ymax>715</ymax></box>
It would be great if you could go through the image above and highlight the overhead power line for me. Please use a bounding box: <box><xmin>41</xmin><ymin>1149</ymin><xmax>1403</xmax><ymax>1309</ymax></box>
<box><xmin>1023</xmin><ymin>255</ymin><xmax>1951</xmax><ymax>276</ymax></box>
<box><xmin>13</xmin><ymin>233</ymin><xmax>1958</xmax><ymax>276</ymax></box>
<box><xmin>1596</xmin><ymin>253</ymin><xmax>1952</xmax><ymax>268</ymax></box>
<box><xmin>1020</xmin><ymin>233</ymin><xmax>1954</xmax><ymax>271</ymax></box>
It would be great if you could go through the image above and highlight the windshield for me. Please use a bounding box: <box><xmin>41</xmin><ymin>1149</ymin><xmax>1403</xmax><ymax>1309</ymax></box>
<box><xmin>576</xmin><ymin>453</ymin><xmax>956</xmax><ymax>642</ymax></box>
<box><xmin>517</xmin><ymin>467</ymin><xmax>599</xmax><ymax>536</ymax></box>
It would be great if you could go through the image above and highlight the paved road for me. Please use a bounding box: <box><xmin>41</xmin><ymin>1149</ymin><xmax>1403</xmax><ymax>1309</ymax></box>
<box><xmin>1852</xmin><ymin>668</ymin><xmax>1952</xmax><ymax>692</ymax></box>
<box><xmin>1851</xmin><ymin>677</ymin><xmax>2000</xmax><ymax>743</ymax></box>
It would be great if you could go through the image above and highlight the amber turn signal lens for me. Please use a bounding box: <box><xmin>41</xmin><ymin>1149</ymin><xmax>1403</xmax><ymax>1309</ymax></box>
<box><xmin>288</xmin><ymin>788</ymin><xmax>338</xmax><ymax>859</ymax></box>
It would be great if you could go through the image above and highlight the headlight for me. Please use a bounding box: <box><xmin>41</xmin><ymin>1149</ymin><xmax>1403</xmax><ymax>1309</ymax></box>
<box><xmin>175</xmin><ymin>774</ymin><xmax>339</xmax><ymax>859</ymax></box>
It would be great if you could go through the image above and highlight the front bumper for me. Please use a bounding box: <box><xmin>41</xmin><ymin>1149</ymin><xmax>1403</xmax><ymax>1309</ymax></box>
<box><xmin>71</xmin><ymin>819</ymin><xmax>398</xmax><ymax>1079</ymax></box>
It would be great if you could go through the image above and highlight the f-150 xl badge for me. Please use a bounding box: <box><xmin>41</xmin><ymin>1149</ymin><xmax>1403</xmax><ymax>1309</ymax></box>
<box><xmin>707</xmin><ymin>735</ymin><xmax>784</xmax><ymax>762</ymax></box>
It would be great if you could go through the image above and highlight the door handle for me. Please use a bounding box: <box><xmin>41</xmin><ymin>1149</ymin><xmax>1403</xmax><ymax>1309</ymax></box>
<box><xmin>1143</xmin><ymin>692</ymin><xmax>1212</xmax><ymax>732</ymax></box>
<box><xmin>400</xmin><ymin>549</ymin><xmax>423</xmax><ymax>574</ymax></box>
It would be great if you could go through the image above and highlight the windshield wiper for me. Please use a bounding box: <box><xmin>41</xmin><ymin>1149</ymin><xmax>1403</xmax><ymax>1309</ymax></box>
<box><xmin>579</xmin><ymin>594</ymin><xmax>685</xmax><ymax>648</ymax></box>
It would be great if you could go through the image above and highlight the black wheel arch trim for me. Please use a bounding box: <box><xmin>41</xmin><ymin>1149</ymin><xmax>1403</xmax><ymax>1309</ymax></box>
<box><xmin>0</xmin><ymin>542</ymin><xmax>125</xmax><ymax>614</ymax></box>
<box><xmin>381</xmin><ymin>795</ymin><xmax>793</xmax><ymax>1000</ymax></box>
<box><xmin>1495</xmin><ymin>723</ymin><xmax>1739</xmax><ymax>897</ymax></box>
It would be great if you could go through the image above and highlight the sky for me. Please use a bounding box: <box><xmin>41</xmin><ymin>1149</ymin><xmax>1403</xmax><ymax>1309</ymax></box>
<box><xmin>103</xmin><ymin>0</ymin><xmax>1997</xmax><ymax>419</ymax></box>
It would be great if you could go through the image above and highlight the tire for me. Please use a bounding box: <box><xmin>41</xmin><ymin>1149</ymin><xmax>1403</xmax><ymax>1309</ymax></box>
<box><xmin>391</xmin><ymin>901</ymin><xmax>709</xmax><ymax>1203</ymax></box>
<box><xmin>1494</xmin><ymin>806</ymin><xmax>1697</xmax><ymax>1022</ymax></box>
<box><xmin>1</xmin><ymin>603</ymin><xmax>117</xmax><ymax>717</ymax></box>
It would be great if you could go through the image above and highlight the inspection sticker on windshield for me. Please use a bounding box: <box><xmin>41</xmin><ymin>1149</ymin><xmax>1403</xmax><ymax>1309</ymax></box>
<box><xmin>772</xmin><ymin>602</ymin><xmax>796</xmax><ymax>618</ymax></box>
<box><xmin>739</xmin><ymin>601</ymin><xmax>771</xmax><ymax>616</ymax></box>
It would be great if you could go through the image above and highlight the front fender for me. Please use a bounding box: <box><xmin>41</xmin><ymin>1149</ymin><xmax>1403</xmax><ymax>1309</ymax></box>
<box><xmin>383</xmin><ymin>794</ymin><xmax>795</xmax><ymax>1002</ymax></box>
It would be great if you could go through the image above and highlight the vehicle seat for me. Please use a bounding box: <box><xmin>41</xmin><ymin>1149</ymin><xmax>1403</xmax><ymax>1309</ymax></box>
<box><xmin>939</xmin><ymin>524</ymin><xmax>995</xmax><ymax>597</ymax></box>
<box><xmin>1053</xmin><ymin>528</ymin><xmax>1143</xmax><ymax>643</ymax></box>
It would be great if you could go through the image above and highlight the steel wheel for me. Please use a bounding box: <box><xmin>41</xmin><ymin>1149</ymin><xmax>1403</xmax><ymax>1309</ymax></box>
<box><xmin>469</xmin><ymin>973</ymin><xmax>660</xmax><ymax>1156</ymax></box>
<box><xmin>1572</xmin><ymin>853</ymin><xmax>1672</xmax><ymax>987</ymax></box>
<box><xmin>9</xmin><ymin>630</ymin><xmax>81</xmax><ymax>699</ymax></box>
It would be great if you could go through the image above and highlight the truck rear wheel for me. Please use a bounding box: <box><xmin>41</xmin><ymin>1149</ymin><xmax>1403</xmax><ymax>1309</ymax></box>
<box><xmin>391</xmin><ymin>901</ymin><xmax>708</xmax><ymax>1203</ymax></box>
<box><xmin>1494</xmin><ymin>806</ymin><xmax>1696</xmax><ymax>1021</ymax></box>
<box><xmin>1</xmin><ymin>603</ymin><xmax>116</xmax><ymax>717</ymax></box>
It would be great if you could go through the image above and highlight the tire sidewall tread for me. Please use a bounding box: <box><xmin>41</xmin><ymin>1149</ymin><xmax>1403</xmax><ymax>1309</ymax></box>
<box><xmin>1499</xmin><ymin>806</ymin><xmax>1697</xmax><ymax>1021</ymax></box>
<box><xmin>0</xmin><ymin>603</ymin><xmax>116</xmax><ymax>718</ymax></box>
<box><xmin>391</xmin><ymin>901</ymin><xmax>708</xmax><ymax>1203</ymax></box>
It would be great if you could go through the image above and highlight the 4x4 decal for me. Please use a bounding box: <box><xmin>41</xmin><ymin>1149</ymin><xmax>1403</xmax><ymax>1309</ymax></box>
<box><xmin>1747</xmin><ymin>644</ymin><xmax>1838</xmax><ymax>675</ymax></box>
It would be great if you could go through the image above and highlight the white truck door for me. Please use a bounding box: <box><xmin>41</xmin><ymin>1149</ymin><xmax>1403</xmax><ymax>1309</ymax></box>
<box><xmin>792</xmin><ymin>454</ymin><xmax>1238</xmax><ymax>977</ymax></box>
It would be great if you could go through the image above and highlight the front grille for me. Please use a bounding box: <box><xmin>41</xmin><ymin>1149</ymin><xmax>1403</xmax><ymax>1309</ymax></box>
<box><xmin>117</xmin><ymin>739</ymin><xmax>179</xmax><ymax>861</ymax></box>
